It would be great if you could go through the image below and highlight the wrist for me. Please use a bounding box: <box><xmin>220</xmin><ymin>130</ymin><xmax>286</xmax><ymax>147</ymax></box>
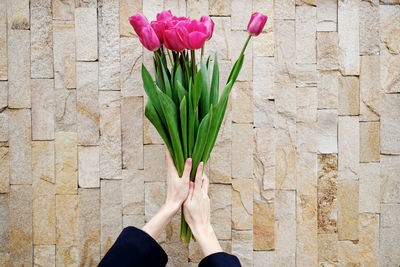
<box><xmin>161</xmin><ymin>202</ymin><xmax>180</xmax><ymax>217</ymax></box>
<box><xmin>194</xmin><ymin>224</ymin><xmax>222</xmax><ymax>257</ymax></box>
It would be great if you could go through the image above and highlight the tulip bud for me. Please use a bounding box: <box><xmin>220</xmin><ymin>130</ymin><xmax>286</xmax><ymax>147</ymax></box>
<box><xmin>185</xmin><ymin>20</ymin><xmax>208</xmax><ymax>50</ymax></box>
<box><xmin>157</xmin><ymin>10</ymin><xmax>173</xmax><ymax>22</ymax></box>
<box><xmin>139</xmin><ymin>25</ymin><xmax>161</xmax><ymax>51</ymax></box>
<box><xmin>151</xmin><ymin>21</ymin><xmax>166</xmax><ymax>43</ymax></box>
<box><xmin>164</xmin><ymin>23</ymin><xmax>188</xmax><ymax>52</ymax></box>
<box><xmin>129</xmin><ymin>13</ymin><xmax>150</xmax><ymax>37</ymax></box>
<box><xmin>200</xmin><ymin>16</ymin><xmax>214</xmax><ymax>40</ymax></box>
<box><xmin>247</xmin><ymin>12</ymin><xmax>267</xmax><ymax>36</ymax></box>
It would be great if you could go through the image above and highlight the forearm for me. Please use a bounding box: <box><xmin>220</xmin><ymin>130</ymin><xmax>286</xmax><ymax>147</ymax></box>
<box><xmin>194</xmin><ymin>224</ymin><xmax>222</xmax><ymax>257</ymax></box>
<box><xmin>142</xmin><ymin>204</ymin><xmax>178</xmax><ymax>240</ymax></box>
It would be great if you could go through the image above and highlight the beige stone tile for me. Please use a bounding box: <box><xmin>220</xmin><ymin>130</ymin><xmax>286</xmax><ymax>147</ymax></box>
<box><xmin>338</xmin><ymin>116</ymin><xmax>359</xmax><ymax>175</ymax></box>
<box><xmin>275</xmin><ymin>142</ymin><xmax>296</xmax><ymax>190</ymax></box>
<box><xmin>381</xmin><ymin>94</ymin><xmax>400</xmax><ymax>154</ymax></box>
<box><xmin>209</xmin><ymin>138</ymin><xmax>231</xmax><ymax>184</ymax></box>
<box><xmin>0</xmin><ymin>1</ymin><xmax>7</xmax><ymax>80</ymax></box>
<box><xmin>120</xmin><ymin>0</ymin><xmax>142</xmax><ymax>37</ymax></box>
<box><xmin>253</xmin><ymin>202</ymin><xmax>274</xmax><ymax>250</ymax></box>
<box><xmin>32</xmin><ymin>141</ymin><xmax>55</xmax><ymax>195</ymax></box>
<box><xmin>9</xmin><ymin>109</ymin><xmax>31</xmax><ymax>184</ymax></box>
<box><xmin>164</xmin><ymin>0</ymin><xmax>186</xmax><ymax>17</ymax></box>
<box><xmin>253</xmin><ymin>32</ymin><xmax>274</xmax><ymax>57</ymax></box>
<box><xmin>360</xmin><ymin>122</ymin><xmax>380</xmax><ymax>163</ymax></box>
<box><xmin>317</xmin><ymin>32</ymin><xmax>338</xmax><ymax>70</ymax></box>
<box><xmin>359</xmin><ymin>163</ymin><xmax>380</xmax><ymax>213</ymax></box>
<box><xmin>360</xmin><ymin>55</ymin><xmax>382</xmax><ymax>121</ymax></box>
<box><xmin>31</xmin><ymin>0</ymin><xmax>54</xmax><ymax>79</ymax></box>
<box><xmin>186</xmin><ymin>0</ymin><xmax>207</xmax><ymax>19</ymax></box>
<box><xmin>0</xmin><ymin>193</ymin><xmax>9</xmax><ymax>253</ymax></box>
<box><xmin>297</xmin><ymin>87</ymin><xmax>317</xmax><ymax>123</ymax></box>
<box><xmin>275</xmin><ymin>0</ymin><xmax>295</xmax><ymax>19</ymax></box>
<box><xmin>75</xmin><ymin>8</ymin><xmax>98</xmax><ymax>61</ymax></box>
<box><xmin>359</xmin><ymin>213</ymin><xmax>378</xmax><ymax>267</ymax></box>
<box><xmin>34</xmin><ymin>245</ymin><xmax>55</xmax><ymax>267</ymax></box>
<box><xmin>53</xmin><ymin>22</ymin><xmax>76</xmax><ymax>89</ymax></box>
<box><xmin>209</xmin><ymin>0</ymin><xmax>230</xmax><ymax>16</ymax></box>
<box><xmin>230</xmin><ymin>31</ymin><xmax>252</xmax><ymax>81</ymax></box>
<box><xmin>144</xmin><ymin>181</ymin><xmax>165</xmax><ymax>222</ymax></box>
<box><xmin>380</xmin><ymin>155</ymin><xmax>400</xmax><ymax>204</ymax></box>
<box><xmin>232</xmin><ymin>179</ymin><xmax>253</xmax><ymax>230</ymax></box>
<box><xmin>275</xmin><ymin>219</ymin><xmax>296</xmax><ymax>267</ymax></box>
<box><xmin>205</xmin><ymin>18</ymin><xmax>230</xmax><ymax>61</ymax></box>
<box><xmin>33</xmin><ymin>194</ymin><xmax>56</xmax><ymax>245</ymax></box>
<box><xmin>380</xmin><ymin>5</ymin><xmax>400</xmax><ymax>55</ymax></box>
<box><xmin>75</xmin><ymin>0</ymin><xmax>97</xmax><ymax>8</ymax></box>
<box><xmin>232</xmin><ymin>230</ymin><xmax>253</xmax><ymax>266</ymax></box>
<box><xmin>123</xmin><ymin>214</ymin><xmax>144</xmax><ymax>228</ymax></box>
<box><xmin>0</xmin><ymin>144</ymin><xmax>9</xmax><ymax>193</ymax></box>
<box><xmin>121</xmin><ymin>96</ymin><xmax>143</xmax><ymax>170</ymax></box>
<box><xmin>56</xmin><ymin>245</ymin><xmax>79</xmax><ymax>267</ymax></box>
<box><xmin>120</xmin><ymin>37</ymin><xmax>143</xmax><ymax>97</ymax></box>
<box><xmin>274</xmin><ymin>20</ymin><xmax>296</xmax><ymax>84</ymax></box>
<box><xmin>143</xmin><ymin>144</ymin><xmax>166</xmax><ymax>182</ymax></box>
<box><xmin>380</xmin><ymin>204</ymin><xmax>400</xmax><ymax>266</ymax></box>
<box><xmin>55</xmin><ymin>132</ymin><xmax>78</xmax><ymax>194</ymax></box>
<box><xmin>56</xmin><ymin>195</ymin><xmax>78</xmax><ymax>247</ymax></box>
<box><xmin>338</xmin><ymin>76</ymin><xmax>360</xmax><ymax>116</ymax></box>
<box><xmin>7</xmin><ymin>0</ymin><xmax>29</xmax><ymax>30</ymax></box>
<box><xmin>253</xmin><ymin>0</ymin><xmax>274</xmax><ymax>33</ymax></box>
<box><xmin>338</xmin><ymin>0</ymin><xmax>360</xmax><ymax>75</ymax></box>
<box><xmin>253</xmin><ymin>57</ymin><xmax>274</xmax><ymax>113</ymax></box>
<box><xmin>143</xmin><ymin>115</ymin><xmax>164</xmax><ymax>145</ymax></box>
<box><xmin>98</xmin><ymin>0</ymin><xmax>120</xmax><ymax>91</ymax></box>
<box><xmin>161</xmin><ymin>240</ymin><xmax>188</xmax><ymax>266</ymax></box>
<box><xmin>231</xmin><ymin>0</ymin><xmax>252</xmax><ymax>30</ymax></box>
<box><xmin>122</xmin><ymin>169</ymin><xmax>144</xmax><ymax>215</ymax></box>
<box><xmin>76</xmin><ymin>61</ymin><xmax>99</xmax><ymax>145</ymax></box>
<box><xmin>296</xmin><ymin>5</ymin><xmax>316</xmax><ymax>64</ymax></box>
<box><xmin>232</xmin><ymin>123</ymin><xmax>253</xmax><ymax>179</ymax></box>
<box><xmin>232</xmin><ymin>81</ymin><xmax>253</xmax><ymax>123</ymax></box>
<box><xmin>318</xmin><ymin>70</ymin><xmax>339</xmax><ymax>109</ymax></box>
<box><xmin>53</xmin><ymin>0</ymin><xmax>74</xmax><ymax>20</ymax></box>
<box><xmin>8</xmin><ymin>30</ymin><xmax>30</xmax><ymax>108</ymax></box>
<box><xmin>99</xmin><ymin>91</ymin><xmax>122</xmax><ymax>179</ymax></box>
<box><xmin>31</xmin><ymin>79</ymin><xmax>55</xmax><ymax>140</ymax></box>
<box><xmin>380</xmin><ymin>44</ymin><xmax>400</xmax><ymax>94</ymax></box>
<box><xmin>317</xmin><ymin>113</ymin><xmax>338</xmax><ymax>155</ymax></box>
<box><xmin>78</xmin><ymin>146</ymin><xmax>99</xmax><ymax>188</ymax></box>
<box><xmin>209</xmin><ymin>184</ymin><xmax>231</xmax><ymax>239</ymax></box>
<box><xmin>359</xmin><ymin>0</ymin><xmax>379</xmax><ymax>55</ymax></box>
<box><xmin>9</xmin><ymin>185</ymin><xmax>32</xmax><ymax>266</ymax></box>
<box><xmin>337</xmin><ymin>179</ymin><xmax>358</xmax><ymax>241</ymax></box>
<box><xmin>338</xmin><ymin>240</ymin><xmax>360</xmax><ymax>266</ymax></box>
<box><xmin>78</xmin><ymin>188</ymin><xmax>100</xmax><ymax>267</ymax></box>
<box><xmin>254</xmin><ymin>127</ymin><xmax>275</xmax><ymax>197</ymax></box>
<box><xmin>318</xmin><ymin>234</ymin><xmax>338</xmax><ymax>263</ymax></box>
<box><xmin>100</xmin><ymin>179</ymin><xmax>122</xmax><ymax>258</ymax></box>
<box><xmin>0</xmin><ymin>112</ymin><xmax>8</xmax><ymax>142</ymax></box>
<box><xmin>296</xmin><ymin>63</ymin><xmax>317</xmax><ymax>88</ymax></box>
<box><xmin>55</xmin><ymin>87</ymin><xmax>77</xmax><ymax>133</ymax></box>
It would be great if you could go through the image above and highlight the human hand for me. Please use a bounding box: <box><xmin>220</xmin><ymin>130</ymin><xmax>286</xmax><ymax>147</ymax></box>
<box><xmin>183</xmin><ymin>162</ymin><xmax>222</xmax><ymax>257</ymax></box>
<box><xmin>164</xmin><ymin>147</ymin><xmax>192</xmax><ymax>214</ymax></box>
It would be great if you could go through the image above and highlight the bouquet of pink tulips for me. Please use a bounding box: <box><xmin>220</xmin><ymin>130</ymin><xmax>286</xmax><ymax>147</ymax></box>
<box><xmin>129</xmin><ymin>10</ymin><xmax>267</xmax><ymax>243</ymax></box>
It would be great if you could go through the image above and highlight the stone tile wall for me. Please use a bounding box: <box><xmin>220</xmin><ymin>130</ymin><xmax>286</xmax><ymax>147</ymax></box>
<box><xmin>0</xmin><ymin>0</ymin><xmax>399</xmax><ymax>266</ymax></box>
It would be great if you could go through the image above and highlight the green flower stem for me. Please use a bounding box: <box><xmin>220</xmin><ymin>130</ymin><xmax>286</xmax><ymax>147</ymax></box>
<box><xmin>167</xmin><ymin>49</ymin><xmax>173</xmax><ymax>67</ymax></box>
<box><xmin>191</xmin><ymin>49</ymin><xmax>196</xmax><ymax>76</ymax></box>
<box><xmin>240</xmin><ymin>35</ymin><xmax>252</xmax><ymax>57</ymax></box>
<box><xmin>155</xmin><ymin>50</ymin><xmax>166</xmax><ymax>92</ymax></box>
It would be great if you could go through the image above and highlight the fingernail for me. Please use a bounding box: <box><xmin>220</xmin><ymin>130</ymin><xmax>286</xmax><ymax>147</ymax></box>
<box><xmin>200</xmin><ymin>162</ymin><xmax>203</xmax><ymax>168</ymax></box>
<box><xmin>187</xmin><ymin>158</ymin><xmax>192</xmax><ymax>164</ymax></box>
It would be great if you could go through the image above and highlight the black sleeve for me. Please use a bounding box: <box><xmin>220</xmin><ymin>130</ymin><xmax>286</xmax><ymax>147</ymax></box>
<box><xmin>198</xmin><ymin>252</ymin><xmax>242</xmax><ymax>267</ymax></box>
<box><xmin>98</xmin><ymin>226</ymin><xmax>168</xmax><ymax>267</ymax></box>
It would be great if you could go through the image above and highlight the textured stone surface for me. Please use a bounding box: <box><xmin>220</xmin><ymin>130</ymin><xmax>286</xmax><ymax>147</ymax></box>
<box><xmin>78</xmin><ymin>146</ymin><xmax>100</xmax><ymax>188</ymax></box>
<box><xmin>0</xmin><ymin>0</ymin><xmax>7</xmax><ymax>80</ymax></box>
<box><xmin>380</xmin><ymin>5</ymin><xmax>400</xmax><ymax>55</ymax></box>
<box><xmin>10</xmin><ymin>185</ymin><xmax>32</xmax><ymax>266</ymax></box>
<box><xmin>120</xmin><ymin>0</ymin><xmax>142</xmax><ymax>37</ymax></box>
<box><xmin>55</xmin><ymin>87</ymin><xmax>77</xmax><ymax>133</ymax></box>
<box><xmin>380</xmin><ymin>44</ymin><xmax>400</xmax><ymax>94</ymax></box>
<box><xmin>55</xmin><ymin>132</ymin><xmax>78</xmax><ymax>194</ymax></box>
<box><xmin>274</xmin><ymin>20</ymin><xmax>296</xmax><ymax>84</ymax></box>
<box><xmin>120</xmin><ymin>37</ymin><xmax>143</xmax><ymax>97</ymax></box>
<box><xmin>253</xmin><ymin>57</ymin><xmax>274</xmax><ymax>113</ymax></box>
<box><xmin>318</xmin><ymin>234</ymin><xmax>337</xmax><ymax>263</ymax></box>
<box><xmin>32</xmin><ymin>140</ymin><xmax>55</xmax><ymax>191</ymax></box>
<box><xmin>359</xmin><ymin>163</ymin><xmax>380</xmax><ymax>213</ymax></box>
<box><xmin>317</xmin><ymin>32</ymin><xmax>338</xmax><ymax>70</ymax></box>
<box><xmin>0</xmin><ymin>193</ymin><xmax>9</xmax><ymax>253</ymax></box>
<box><xmin>144</xmin><ymin>181</ymin><xmax>165</xmax><ymax>222</ymax></box>
<box><xmin>359</xmin><ymin>213</ymin><xmax>378</xmax><ymax>266</ymax></box>
<box><xmin>231</xmin><ymin>0</ymin><xmax>252</xmax><ymax>30</ymax></box>
<box><xmin>206</xmin><ymin>17</ymin><xmax>230</xmax><ymax>61</ymax></box>
<box><xmin>230</xmin><ymin>31</ymin><xmax>252</xmax><ymax>81</ymax></box>
<box><xmin>33</xmin><ymin>194</ymin><xmax>55</xmax><ymax>245</ymax></box>
<box><xmin>359</xmin><ymin>0</ymin><xmax>379</xmax><ymax>55</ymax></box>
<box><xmin>75</xmin><ymin>8</ymin><xmax>98</xmax><ymax>61</ymax></box>
<box><xmin>360</xmin><ymin>55</ymin><xmax>381</xmax><ymax>121</ymax></box>
<box><xmin>253</xmin><ymin>32</ymin><xmax>274</xmax><ymax>57</ymax></box>
<box><xmin>56</xmin><ymin>195</ymin><xmax>78</xmax><ymax>248</ymax></box>
<box><xmin>121</xmin><ymin>97</ymin><xmax>143</xmax><ymax>170</ymax></box>
<box><xmin>380</xmin><ymin>94</ymin><xmax>400</xmax><ymax>154</ymax></box>
<box><xmin>254</xmin><ymin>202</ymin><xmax>274</xmax><ymax>250</ymax></box>
<box><xmin>8</xmin><ymin>30</ymin><xmax>30</xmax><ymax>108</ymax></box>
<box><xmin>380</xmin><ymin>156</ymin><xmax>400</xmax><ymax>204</ymax></box>
<box><xmin>143</xmin><ymin>144</ymin><xmax>166</xmax><ymax>181</ymax></box>
<box><xmin>360</xmin><ymin>122</ymin><xmax>380</xmax><ymax>162</ymax></box>
<box><xmin>9</xmin><ymin>109</ymin><xmax>31</xmax><ymax>184</ymax></box>
<box><xmin>76</xmin><ymin>61</ymin><xmax>99</xmax><ymax>145</ymax></box>
<box><xmin>209</xmin><ymin>184</ymin><xmax>231</xmax><ymax>239</ymax></box>
<box><xmin>31</xmin><ymin>79</ymin><xmax>55</xmax><ymax>140</ymax></box>
<box><xmin>232</xmin><ymin>124</ymin><xmax>253</xmax><ymax>179</ymax></box>
<box><xmin>232</xmin><ymin>82</ymin><xmax>253</xmax><ymax>123</ymax></box>
<box><xmin>232</xmin><ymin>179</ymin><xmax>253</xmax><ymax>230</ymax></box>
<box><xmin>337</xmin><ymin>179</ymin><xmax>358</xmax><ymax>241</ymax></box>
<box><xmin>34</xmin><ymin>245</ymin><xmax>55</xmax><ymax>267</ymax></box>
<box><xmin>209</xmin><ymin>0</ymin><xmax>230</xmax><ymax>15</ymax></box>
<box><xmin>7</xmin><ymin>0</ymin><xmax>29</xmax><ymax>30</ymax></box>
<box><xmin>380</xmin><ymin>204</ymin><xmax>400</xmax><ymax>266</ymax></box>
<box><xmin>317</xmin><ymin>70</ymin><xmax>339</xmax><ymax>109</ymax></box>
<box><xmin>338</xmin><ymin>76</ymin><xmax>359</xmax><ymax>116</ymax></box>
<box><xmin>338</xmin><ymin>116</ymin><xmax>359</xmax><ymax>175</ymax></box>
<box><xmin>187</xmin><ymin>0</ymin><xmax>208</xmax><ymax>19</ymax></box>
<box><xmin>122</xmin><ymin>169</ymin><xmax>144</xmax><ymax>215</ymax></box>
<box><xmin>275</xmin><ymin>0</ymin><xmax>295</xmax><ymax>19</ymax></box>
<box><xmin>232</xmin><ymin>230</ymin><xmax>253</xmax><ymax>266</ymax></box>
<box><xmin>317</xmin><ymin>0</ymin><xmax>337</xmax><ymax>32</ymax></box>
<box><xmin>338</xmin><ymin>0</ymin><xmax>360</xmax><ymax>75</ymax></box>
<box><xmin>31</xmin><ymin>0</ymin><xmax>53</xmax><ymax>79</ymax></box>
<box><xmin>254</xmin><ymin>127</ymin><xmax>275</xmax><ymax>195</ymax></box>
<box><xmin>338</xmin><ymin>240</ymin><xmax>359</xmax><ymax>265</ymax></box>
<box><xmin>0</xmin><ymin>144</ymin><xmax>9</xmax><ymax>193</ymax></box>
<box><xmin>53</xmin><ymin>0</ymin><xmax>74</xmax><ymax>20</ymax></box>
<box><xmin>296</xmin><ymin>5</ymin><xmax>316</xmax><ymax>64</ymax></box>
<box><xmin>317</xmin><ymin>110</ymin><xmax>337</xmax><ymax>154</ymax></box>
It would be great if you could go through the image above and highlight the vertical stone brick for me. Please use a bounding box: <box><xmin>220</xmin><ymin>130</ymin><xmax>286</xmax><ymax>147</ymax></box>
<box><xmin>9</xmin><ymin>109</ymin><xmax>31</xmax><ymax>184</ymax></box>
<box><xmin>187</xmin><ymin>0</ymin><xmax>208</xmax><ymax>19</ymax></box>
<box><xmin>297</xmin><ymin>87</ymin><xmax>317</xmax><ymax>123</ymax></box>
<box><xmin>52</xmin><ymin>0</ymin><xmax>74</xmax><ymax>20</ymax></box>
<box><xmin>7</xmin><ymin>0</ymin><xmax>29</xmax><ymax>30</ymax></box>
<box><xmin>360</xmin><ymin>55</ymin><xmax>381</xmax><ymax>121</ymax></box>
<box><xmin>359</xmin><ymin>213</ymin><xmax>379</xmax><ymax>266</ymax></box>
<box><xmin>55</xmin><ymin>88</ymin><xmax>77</xmax><ymax>133</ymax></box>
<box><xmin>274</xmin><ymin>19</ymin><xmax>296</xmax><ymax>84</ymax></box>
<box><xmin>0</xmin><ymin>0</ymin><xmax>7</xmax><ymax>80</ymax></box>
<box><xmin>253</xmin><ymin>57</ymin><xmax>274</xmax><ymax>113</ymax></box>
<box><xmin>9</xmin><ymin>185</ymin><xmax>32</xmax><ymax>266</ymax></box>
<box><xmin>31</xmin><ymin>79</ymin><xmax>55</xmax><ymax>140</ymax></box>
<box><xmin>56</xmin><ymin>195</ymin><xmax>78</xmax><ymax>246</ymax></box>
<box><xmin>100</xmin><ymin>180</ymin><xmax>122</xmax><ymax>257</ymax></box>
<box><xmin>0</xmin><ymin>193</ymin><xmax>9</xmax><ymax>255</ymax></box>
<box><xmin>98</xmin><ymin>0</ymin><xmax>120</xmax><ymax>91</ymax></box>
<box><xmin>380</xmin><ymin>204</ymin><xmax>400</xmax><ymax>266</ymax></box>
<box><xmin>317</xmin><ymin>0</ymin><xmax>337</xmax><ymax>32</ymax></box>
<box><xmin>99</xmin><ymin>91</ymin><xmax>122</xmax><ymax>179</ymax></box>
<box><xmin>380</xmin><ymin>155</ymin><xmax>400</xmax><ymax>204</ymax></box>
<box><xmin>144</xmin><ymin>181</ymin><xmax>165</xmax><ymax>222</ymax></box>
<box><xmin>232</xmin><ymin>230</ymin><xmax>253</xmax><ymax>266</ymax></box>
<box><xmin>205</xmin><ymin>17</ymin><xmax>230</xmax><ymax>61</ymax></box>
<box><xmin>121</xmin><ymin>96</ymin><xmax>143</xmax><ymax>170</ymax></box>
<box><xmin>296</xmin><ymin>5</ymin><xmax>316</xmax><ymax>64</ymax></box>
<box><xmin>122</xmin><ymin>169</ymin><xmax>144</xmax><ymax>215</ymax></box>
<box><xmin>0</xmin><ymin>144</ymin><xmax>9</xmax><ymax>193</ymax></box>
<box><xmin>143</xmin><ymin>144</ymin><xmax>166</xmax><ymax>182</ymax></box>
<box><xmin>31</xmin><ymin>0</ymin><xmax>53</xmax><ymax>79</ymax></box>
<box><xmin>253</xmin><ymin>0</ymin><xmax>274</xmax><ymax>33</ymax></box>
<box><xmin>359</xmin><ymin>163</ymin><xmax>380</xmax><ymax>213</ymax></box>
<box><xmin>32</xmin><ymin>141</ymin><xmax>55</xmax><ymax>189</ymax></box>
<box><xmin>78</xmin><ymin>146</ymin><xmax>100</xmax><ymax>188</ymax></box>
<box><xmin>76</xmin><ymin>61</ymin><xmax>99</xmax><ymax>145</ymax></box>
<box><xmin>318</xmin><ymin>70</ymin><xmax>338</xmax><ymax>109</ymax></box>
<box><xmin>253</xmin><ymin>202</ymin><xmax>274</xmax><ymax>250</ymax></box>
<box><xmin>8</xmin><ymin>30</ymin><xmax>30</xmax><ymax>108</ymax></box>
<box><xmin>231</xmin><ymin>0</ymin><xmax>252</xmax><ymax>30</ymax></box>
<box><xmin>209</xmin><ymin>0</ymin><xmax>231</xmax><ymax>16</ymax></box>
<box><xmin>33</xmin><ymin>194</ymin><xmax>55</xmax><ymax>245</ymax></box>
<box><xmin>55</xmin><ymin>132</ymin><xmax>78</xmax><ymax>194</ymax></box>
<box><xmin>75</xmin><ymin>8</ymin><xmax>98</xmax><ymax>61</ymax></box>
<box><xmin>164</xmin><ymin>0</ymin><xmax>186</xmax><ymax>16</ymax></box>
<box><xmin>34</xmin><ymin>245</ymin><xmax>55</xmax><ymax>267</ymax></box>
<box><xmin>120</xmin><ymin>0</ymin><xmax>142</xmax><ymax>37</ymax></box>
<box><xmin>338</xmin><ymin>76</ymin><xmax>359</xmax><ymax>116</ymax></box>
<box><xmin>317</xmin><ymin>110</ymin><xmax>337</xmax><ymax>154</ymax></box>
<box><xmin>317</xmin><ymin>32</ymin><xmax>338</xmax><ymax>70</ymax></box>
<box><xmin>380</xmin><ymin>44</ymin><xmax>400</xmax><ymax>94</ymax></box>
<box><xmin>75</xmin><ymin>0</ymin><xmax>97</xmax><ymax>8</ymax></box>
<box><xmin>337</xmin><ymin>179</ymin><xmax>358</xmax><ymax>241</ymax></box>
<box><xmin>275</xmin><ymin>0</ymin><xmax>295</xmax><ymax>19</ymax></box>
<box><xmin>56</xmin><ymin>245</ymin><xmax>79</xmax><ymax>266</ymax></box>
<box><xmin>230</xmin><ymin>31</ymin><xmax>252</xmax><ymax>81</ymax></box>
<box><xmin>120</xmin><ymin>37</ymin><xmax>143</xmax><ymax>97</ymax></box>
<box><xmin>338</xmin><ymin>0</ymin><xmax>360</xmax><ymax>75</ymax></box>
<box><xmin>338</xmin><ymin>116</ymin><xmax>359</xmax><ymax>176</ymax></box>
<box><xmin>318</xmin><ymin>234</ymin><xmax>338</xmax><ymax>264</ymax></box>
<box><xmin>359</xmin><ymin>0</ymin><xmax>379</xmax><ymax>55</ymax></box>
<box><xmin>232</xmin><ymin>179</ymin><xmax>253</xmax><ymax>230</ymax></box>
<box><xmin>232</xmin><ymin>82</ymin><xmax>253</xmax><ymax>123</ymax></box>
<box><xmin>338</xmin><ymin>240</ymin><xmax>359</xmax><ymax>266</ymax></box>
<box><xmin>232</xmin><ymin>124</ymin><xmax>253</xmax><ymax>179</ymax></box>
<box><xmin>78</xmin><ymin>188</ymin><xmax>100</xmax><ymax>266</ymax></box>
<box><xmin>380</xmin><ymin>5</ymin><xmax>400</xmax><ymax>55</ymax></box>
<box><xmin>360</xmin><ymin>122</ymin><xmax>380</xmax><ymax>162</ymax></box>
<box><xmin>209</xmin><ymin>184</ymin><xmax>231</xmax><ymax>240</ymax></box>
<box><xmin>381</xmin><ymin>94</ymin><xmax>400</xmax><ymax>154</ymax></box>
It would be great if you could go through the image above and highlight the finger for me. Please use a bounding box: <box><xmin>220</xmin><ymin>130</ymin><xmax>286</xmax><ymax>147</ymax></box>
<box><xmin>202</xmin><ymin>174</ymin><xmax>209</xmax><ymax>195</ymax></box>
<box><xmin>188</xmin><ymin>181</ymin><xmax>195</xmax><ymax>201</ymax></box>
<box><xmin>194</xmin><ymin>162</ymin><xmax>204</xmax><ymax>195</ymax></box>
<box><xmin>181</xmin><ymin>158</ymin><xmax>192</xmax><ymax>182</ymax></box>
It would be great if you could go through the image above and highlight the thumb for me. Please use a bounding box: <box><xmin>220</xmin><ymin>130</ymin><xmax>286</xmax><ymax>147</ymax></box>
<box><xmin>188</xmin><ymin>181</ymin><xmax>195</xmax><ymax>201</ymax></box>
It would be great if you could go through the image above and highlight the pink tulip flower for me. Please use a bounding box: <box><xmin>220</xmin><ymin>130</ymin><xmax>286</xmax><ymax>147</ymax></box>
<box><xmin>200</xmin><ymin>16</ymin><xmax>214</xmax><ymax>40</ymax></box>
<box><xmin>139</xmin><ymin>25</ymin><xmax>161</xmax><ymax>51</ymax></box>
<box><xmin>185</xmin><ymin>20</ymin><xmax>208</xmax><ymax>50</ymax></box>
<box><xmin>156</xmin><ymin>10</ymin><xmax>173</xmax><ymax>22</ymax></box>
<box><xmin>129</xmin><ymin>13</ymin><xmax>149</xmax><ymax>37</ymax></box>
<box><xmin>163</xmin><ymin>22</ymin><xmax>188</xmax><ymax>52</ymax></box>
<box><xmin>151</xmin><ymin>21</ymin><xmax>167</xmax><ymax>43</ymax></box>
<box><xmin>247</xmin><ymin>12</ymin><xmax>268</xmax><ymax>36</ymax></box>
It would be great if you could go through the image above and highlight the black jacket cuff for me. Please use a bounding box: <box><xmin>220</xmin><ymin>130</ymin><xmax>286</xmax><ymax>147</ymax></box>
<box><xmin>199</xmin><ymin>252</ymin><xmax>242</xmax><ymax>267</ymax></box>
<box><xmin>98</xmin><ymin>226</ymin><xmax>168</xmax><ymax>267</ymax></box>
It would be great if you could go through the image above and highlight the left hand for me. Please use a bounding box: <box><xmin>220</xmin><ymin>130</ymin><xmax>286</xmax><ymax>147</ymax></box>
<box><xmin>164</xmin><ymin>147</ymin><xmax>192</xmax><ymax>213</ymax></box>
